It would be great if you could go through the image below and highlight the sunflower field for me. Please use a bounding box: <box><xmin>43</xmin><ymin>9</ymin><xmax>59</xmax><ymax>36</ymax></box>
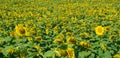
<box><xmin>0</xmin><ymin>0</ymin><xmax>120</xmax><ymax>58</ymax></box>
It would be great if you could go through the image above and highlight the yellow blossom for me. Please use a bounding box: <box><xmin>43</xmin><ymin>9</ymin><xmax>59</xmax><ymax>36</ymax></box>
<box><xmin>34</xmin><ymin>45</ymin><xmax>40</xmax><ymax>51</ymax></box>
<box><xmin>80</xmin><ymin>20</ymin><xmax>86</xmax><ymax>23</ymax></box>
<box><xmin>55</xmin><ymin>33</ymin><xmax>64</xmax><ymax>39</ymax></box>
<box><xmin>104</xmin><ymin>26</ymin><xmax>110</xmax><ymax>31</ymax></box>
<box><xmin>66</xmin><ymin>36</ymin><xmax>77</xmax><ymax>44</ymax></box>
<box><xmin>10</xmin><ymin>31</ymin><xmax>15</xmax><ymax>37</ymax></box>
<box><xmin>15</xmin><ymin>24</ymin><xmax>28</xmax><ymax>37</ymax></box>
<box><xmin>95</xmin><ymin>26</ymin><xmax>104</xmax><ymax>35</ymax></box>
<box><xmin>80</xmin><ymin>41</ymin><xmax>91</xmax><ymax>48</ymax></box>
<box><xmin>46</xmin><ymin>23</ymin><xmax>52</xmax><ymax>28</ymax></box>
<box><xmin>27</xmin><ymin>37</ymin><xmax>33</xmax><ymax>41</ymax></box>
<box><xmin>53</xmin><ymin>39</ymin><xmax>64</xmax><ymax>44</ymax></box>
<box><xmin>67</xmin><ymin>48</ymin><xmax>75</xmax><ymax>58</ymax></box>
<box><xmin>113</xmin><ymin>54</ymin><xmax>120</xmax><ymax>58</ymax></box>
<box><xmin>109</xmin><ymin>35</ymin><xmax>115</xmax><ymax>41</ymax></box>
<box><xmin>66</xmin><ymin>32</ymin><xmax>72</xmax><ymax>36</ymax></box>
<box><xmin>35</xmin><ymin>36</ymin><xmax>42</xmax><ymax>42</ymax></box>
<box><xmin>71</xmin><ymin>17</ymin><xmax>77</xmax><ymax>22</ymax></box>
<box><xmin>53</xmin><ymin>26</ymin><xmax>59</xmax><ymax>34</ymax></box>
<box><xmin>56</xmin><ymin>48</ymin><xmax>68</xmax><ymax>56</ymax></box>
<box><xmin>7</xmin><ymin>48</ymin><xmax>16</xmax><ymax>54</ymax></box>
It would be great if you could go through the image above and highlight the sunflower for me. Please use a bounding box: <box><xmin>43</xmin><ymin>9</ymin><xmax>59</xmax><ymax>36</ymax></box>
<box><xmin>55</xmin><ymin>48</ymin><xmax>68</xmax><ymax>56</ymax></box>
<box><xmin>27</xmin><ymin>37</ymin><xmax>33</xmax><ymax>41</ymax></box>
<box><xmin>66</xmin><ymin>48</ymin><xmax>75</xmax><ymax>58</ymax></box>
<box><xmin>46</xmin><ymin>23</ymin><xmax>52</xmax><ymax>28</ymax></box>
<box><xmin>95</xmin><ymin>26</ymin><xmax>104</xmax><ymax>35</ymax></box>
<box><xmin>35</xmin><ymin>36</ymin><xmax>42</xmax><ymax>42</ymax></box>
<box><xmin>15</xmin><ymin>24</ymin><xmax>27</xmax><ymax>37</ymax></box>
<box><xmin>79</xmin><ymin>41</ymin><xmax>91</xmax><ymax>48</ymax></box>
<box><xmin>109</xmin><ymin>35</ymin><xmax>115</xmax><ymax>41</ymax></box>
<box><xmin>34</xmin><ymin>45</ymin><xmax>41</xmax><ymax>51</ymax></box>
<box><xmin>7</xmin><ymin>48</ymin><xmax>16</xmax><ymax>54</ymax></box>
<box><xmin>66</xmin><ymin>36</ymin><xmax>77</xmax><ymax>44</ymax></box>
<box><xmin>10</xmin><ymin>31</ymin><xmax>15</xmax><ymax>37</ymax></box>
<box><xmin>56</xmin><ymin>33</ymin><xmax>64</xmax><ymax>39</ymax></box>
<box><xmin>113</xmin><ymin>54</ymin><xmax>120</xmax><ymax>58</ymax></box>
<box><xmin>53</xmin><ymin>39</ymin><xmax>64</xmax><ymax>44</ymax></box>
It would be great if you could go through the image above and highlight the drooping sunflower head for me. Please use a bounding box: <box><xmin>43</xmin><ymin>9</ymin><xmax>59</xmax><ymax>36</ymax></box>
<box><xmin>66</xmin><ymin>48</ymin><xmax>75</xmax><ymax>58</ymax></box>
<box><xmin>109</xmin><ymin>35</ymin><xmax>115</xmax><ymax>42</ymax></box>
<box><xmin>34</xmin><ymin>45</ymin><xmax>41</xmax><ymax>51</ymax></box>
<box><xmin>55</xmin><ymin>48</ymin><xmax>68</xmax><ymax>56</ymax></box>
<box><xmin>35</xmin><ymin>36</ymin><xmax>42</xmax><ymax>42</ymax></box>
<box><xmin>95</xmin><ymin>26</ymin><xmax>104</xmax><ymax>35</ymax></box>
<box><xmin>79</xmin><ymin>41</ymin><xmax>91</xmax><ymax>48</ymax></box>
<box><xmin>15</xmin><ymin>24</ymin><xmax>26</xmax><ymax>37</ymax></box>
<box><xmin>66</xmin><ymin>36</ymin><xmax>77</xmax><ymax>44</ymax></box>
<box><xmin>7</xmin><ymin>48</ymin><xmax>16</xmax><ymax>54</ymax></box>
<box><xmin>53</xmin><ymin>39</ymin><xmax>64</xmax><ymax>44</ymax></box>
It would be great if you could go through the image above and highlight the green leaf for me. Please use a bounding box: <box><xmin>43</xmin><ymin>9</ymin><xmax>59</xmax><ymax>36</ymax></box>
<box><xmin>88</xmin><ymin>53</ymin><xmax>95</xmax><ymax>58</ymax></box>
<box><xmin>43</xmin><ymin>51</ymin><xmax>55</xmax><ymax>58</ymax></box>
<box><xmin>79</xmin><ymin>51</ymin><xmax>91</xmax><ymax>58</ymax></box>
<box><xmin>110</xmin><ymin>50</ymin><xmax>114</xmax><ymax>54</ymax></box>
<box><xmin>98</xmin><ymin>48</ymin><xmax>103</xmax><ymax>58</ymax></box>
<box><xmin>103</xmin><ymin>51</ymin><xmax>112</xmax><ymax>58</ymax></box>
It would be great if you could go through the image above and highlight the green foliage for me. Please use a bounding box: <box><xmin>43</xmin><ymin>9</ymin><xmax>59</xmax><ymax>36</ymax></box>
<box><xmin>0</xmin><ymin>0</ymin><xmax>120</xmax><ymax>58</ymax></box>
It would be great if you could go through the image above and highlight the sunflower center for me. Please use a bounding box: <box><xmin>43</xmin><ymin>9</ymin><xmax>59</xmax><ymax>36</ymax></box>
<box><xmin>19</xmin><ymin>28</ymin><xmax>25</xmax><ymax>34</ymax></box>
<box><xmin>98</xmin><ymin>27</ymin><xmax>102</xmax><ymax>33</ymax></box>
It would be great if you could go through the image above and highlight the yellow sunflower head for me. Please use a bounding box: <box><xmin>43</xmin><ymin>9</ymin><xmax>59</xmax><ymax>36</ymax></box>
<box><xmin>34</xmin><ymin>45</ymin><xmax>41</xmax><ymax>51</ymax></box>
<box><xmin>53</xmin><ymin>39</ymin><xmax>64</xmax><ymax>44</ymax></box>
<box><xmin>35</xmin><ymin>36</ymin><xmax>42</xmax><ymax>42</ymax></box>
<box><xmin>9</xmin><ymin>31</ymin><xmax>15</xmax><ymax>37</ymax></box>
<box><xmin>109</xmin><ymin>35</ymin><xmax>115</xmax><ymax>42</ymax></box>
<box><xmin>113</xmin><ymin>54</ymin><xmax>120</xmax><ymax>58</ymax></box>
<box><xmin>55</xmin><ymin>48</ymin><xmax>68</xmax><ymax>56</ymax></box>
<box><xmin>7</xmin><ymin>48</ymin><xmax>16</xmax><ymax>54</ymax></box>
<box><xmin>79</xmin><ymin>41</ymin><xmax>91</xmax><ymax>48</ymax></box>
<box><xmin>95</xmin><ymin>26</ymin><xmax>104</xmax><ymax>35</ymax></box>
<box><xmin>66</xmin><ymin>36</ymin><xmax>77</xmax><ymax>44</ymax></box>
<box><xmin>15</xmin><ymin>24</ymin><xmax>27</xmax><ymax>37</ymax></box>
<box><xmin>66</xmin><ymin>48</ymin><xmax>75</xmax><ymax>58</ymax></box>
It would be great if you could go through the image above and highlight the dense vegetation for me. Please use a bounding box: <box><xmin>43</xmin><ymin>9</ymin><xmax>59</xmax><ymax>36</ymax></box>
<box><xmin>0</xmin><ymin>0</ymin><xmax>120</xmax><ymax>58</ymax></box>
